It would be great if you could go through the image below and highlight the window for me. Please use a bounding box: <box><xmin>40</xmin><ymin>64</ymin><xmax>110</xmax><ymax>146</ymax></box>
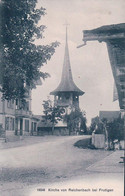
<box><xmin>31</xmin><ymin>122</ymin><xmax>37</xmax><ymax>132</ymax></box>
<box><xmin>16</xmin><ymin>99</ymin><xmax>23</xmax><ymax>110</ymax></box>
<box><xmin>23</xmin><ymin>101</ymin><xmax>29</xmax><ymax>111</ymax></box>
<box><xmin>25</xmin><ymin>120</ymin><xmax>29</xmax><ymax>132</ymax></box>
<box><xmin>26</xmin><ymin>101</ymin><xmax>29</xmax><ymax>111</ymax></box>
<box><xmin>34</xmin><ymin>123</ymin><xmax>37</xmax><ymax>132</ymax></box>
<box><xmin>5</xmin><ymin>117</ymin><xmax>15</xmax><ymax>131</ymax></box>
<box><xmin>5</xmin><ymin>117</ymin><xmax>9</xmax><ymax>130</ymax></box>
<box><xmin>7</xmin><ymin>100</ymin><xmax>14</xmax><ymax>109</ymax></box>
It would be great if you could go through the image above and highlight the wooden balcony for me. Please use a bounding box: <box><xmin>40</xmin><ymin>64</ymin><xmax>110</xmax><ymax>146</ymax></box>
<box><xmin>15</xmin><ymin>109</ymin><xmax>32</xmax><ymax>117</ymax></box>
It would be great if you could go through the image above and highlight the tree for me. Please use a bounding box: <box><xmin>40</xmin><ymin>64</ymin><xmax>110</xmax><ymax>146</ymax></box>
<box><xmin>42</xmin><ymin>98</ymin><xmax>65</xmax><ymax>134</ymax></box>
<box><xmin>0</xmin><ymin>0</ymin><xmax>59</xmax><ymax>100</ymax></box>
<box><xmin>80</xmin><ymin>112</ymin><xmax>87</xmax><ymax>134</ymax></box>
<box><xmin>106</xmin><ymin>116</ymin><xmax>124</xmax><ymax>150</ymax></box>
<box><xmin>64</xmin><ymin>109</ymin><xmax>87</xmax><ymax>135</ymax></box>
<box><xmin>89</xmin><ymin>116</ymin><xmax>99</xmax><ymax>134</ymax></box>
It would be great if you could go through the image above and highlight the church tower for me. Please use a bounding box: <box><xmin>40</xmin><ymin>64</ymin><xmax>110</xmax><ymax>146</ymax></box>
<box><xmin>50</xmin><ymin>26</ymin><xmax>84</xmax><ymax>112</ymax></box>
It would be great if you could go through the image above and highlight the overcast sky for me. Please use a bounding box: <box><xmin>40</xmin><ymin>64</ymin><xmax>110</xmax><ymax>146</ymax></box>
<box><xmin>32</xmin><ymin>0</ymin><xmax>125</xmax><ymax>124</ymax></box>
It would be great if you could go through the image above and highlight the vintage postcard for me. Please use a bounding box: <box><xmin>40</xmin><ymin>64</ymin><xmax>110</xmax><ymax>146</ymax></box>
<box><xmin>0</xmin><ymin>0</ymin><xmax>124</xmax><ymax>196</ymax></box>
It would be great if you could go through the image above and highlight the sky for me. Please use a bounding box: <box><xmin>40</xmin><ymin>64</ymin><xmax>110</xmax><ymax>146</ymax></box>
<box><xmin>32</xmin><ymin>0</ymin><xmax>125</xmax><ymax>124</ymax></box>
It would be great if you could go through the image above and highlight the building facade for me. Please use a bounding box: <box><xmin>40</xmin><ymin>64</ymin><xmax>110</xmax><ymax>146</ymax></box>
<box><xmin>99</xmin><ymin>111</ymin><xmax>120</xmax><ymax>122</ymax></box>
<box><xmin>82</xmin><ymin>23</ymin><xmax>125</xmax><ymax>140</ymax></box>
<box><xmin>82</xmin><ymin>23</ymin><xmax>125</xmax><ymax>111</ymax></box>
<box><xmin>0</xmin><ymin>87</ymin><xmax>39</xmax><ymax>141</ymax></box>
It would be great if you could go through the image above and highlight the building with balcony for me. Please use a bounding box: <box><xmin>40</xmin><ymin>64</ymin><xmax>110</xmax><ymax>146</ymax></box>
<box><xmin>0</xmin><ymin>86</ymin><xmax>40</xmax><ymax>141</ymax></box>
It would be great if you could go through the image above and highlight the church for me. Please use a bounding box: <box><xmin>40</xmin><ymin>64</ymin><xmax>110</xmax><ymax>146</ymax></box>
<box><xmin>37</xmin><ymin>26</ymin><xmax>84</xmax><ymax>136</ymax></box>
<box><xmin>50</xmin><ymin>26</ymin><xmax>84</xmax><ymax>113</ymax></box>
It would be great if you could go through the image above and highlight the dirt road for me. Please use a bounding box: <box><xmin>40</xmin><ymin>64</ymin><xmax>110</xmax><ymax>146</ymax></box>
<box><xmin>0</xmin><ymin>136</ymin><xmax>123</xmax><ymax>196</ymax></box>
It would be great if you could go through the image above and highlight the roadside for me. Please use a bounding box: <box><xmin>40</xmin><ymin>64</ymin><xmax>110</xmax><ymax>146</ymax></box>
<box><xmin>0</xmin><ymin>135</ymin><xmax>124</xmax><ymax>196</ymax></box>
<box><xmin>0</xmin><ymin>135</ymin><xmax>87</xmax><ymax>149</ymax></box>
<box><xmin>27</xmin><ymin>148</ymin><xmax>124</xmax><ymax>196</ymax></box>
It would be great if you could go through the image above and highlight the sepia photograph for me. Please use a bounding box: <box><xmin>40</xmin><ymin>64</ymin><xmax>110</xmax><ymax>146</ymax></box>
<box><xmin>0</xmin><ymin>0</ymin><xmax>125</xmax><ymax>195</ymax></box>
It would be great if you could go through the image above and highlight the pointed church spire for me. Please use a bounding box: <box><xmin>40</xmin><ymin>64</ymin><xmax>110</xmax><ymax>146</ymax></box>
<box><xmin>65</xmin><ymin>23</ymin><xmax>68</xmax><ymax>43</ymax></box>
<box><xmin>61</xmin><ymin>23</ymin><xmax>73</xmax><ymax>85</ymax></box>
<box><xmin>50</xmin><ymin>25</ymin><xmax>84</xmax><ymax>96</ymax></box>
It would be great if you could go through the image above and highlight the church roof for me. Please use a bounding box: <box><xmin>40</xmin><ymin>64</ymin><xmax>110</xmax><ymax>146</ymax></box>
<box><xmin>50</xmin><ymin>27</ymin><xmax>84</xmax><ymax>96</ymax></box>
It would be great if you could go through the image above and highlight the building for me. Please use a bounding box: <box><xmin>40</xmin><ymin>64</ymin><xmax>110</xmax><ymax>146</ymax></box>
<box><xmin>82</xmin><ymin>23</ymin><xmax>125</xmax><ymax>111</ymax></box>
<box><xmin>50</xmin><ymin>26</ymin><xmax>84</xmax><ymax>113</ymax></box>
<box><xmin>78</xmin><ymin>23</ymin><xmax>125</xmax><ymax>148</ymax></box>
<box><xmin>81</xmin><ymin>23</ymin><xmax>125</xmax><ymax>142</ymax></box>
<box><xmin>0</xmin><ymin>94</ymin><xmax>16</xmax><ymax>141</ymax></box>
<box><xmin>99</xmin><ymin>111</ymin><xmax>120</xmax><ymax>122</ymax></box>
<box><xmin>37</xmin><ymin>27</ymin><xmax>85</xmax><ymax>136</ymax></box>
<box><xmin>37</xmin><ymin>119</ymin><xmax>68</xmax><ymax>136</ymax></box>
<box><xmin>0</xmin><ymin>86</ymin><xmax>40</xmax><ymax>141</ymax></box>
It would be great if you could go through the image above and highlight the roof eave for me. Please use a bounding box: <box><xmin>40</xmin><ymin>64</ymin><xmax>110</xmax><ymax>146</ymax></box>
<box><xmin>50</xmin><ymin>90</ymin><xmax>85</xmax><ymax>96</ymax></box>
